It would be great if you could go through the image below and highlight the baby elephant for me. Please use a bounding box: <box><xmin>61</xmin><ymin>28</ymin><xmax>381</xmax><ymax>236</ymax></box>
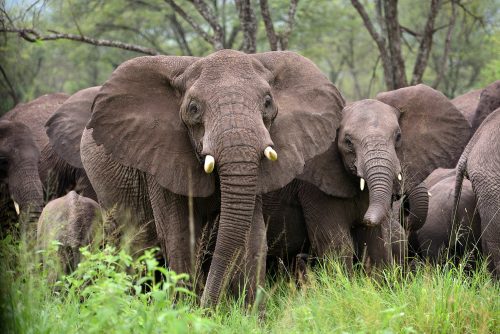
<box><xmin>409</xmin><ymin>168</ymin><xmax>481</xmax><ymax>263</ymax></box>
<box><xmin>37</xmin><ymin>191</ymin><xmax>101</xmax><ymax>273</ymax></box>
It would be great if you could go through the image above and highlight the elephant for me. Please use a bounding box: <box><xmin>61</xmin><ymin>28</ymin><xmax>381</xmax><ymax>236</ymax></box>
<box><xmin>0</xmin><ymin>120</ymin><xmax>44</xmax><ymax>232</ymax></box>
<box><xmin>455</xmin><ymin>107</ymin><xmax>500</xmax><ymax>278</ymax></box>
<box><xmin>80</xmin><ymin>50</ymin><xmax>344</xmax><ymax>307</ymax></box>
<box><xmin>407</xmin><ymin>168</ymin><xmax>480</xmax><ymax>263</ymax></box>
<box><xmin>44</xmin><ymin>86</ymin><xmax>100</xmax><ymax>201</ymax></box>
<box><xmin>471</xmin><ymin>80</ymin><xmax>500</xmax><ymax>133</ymax></box>
<box><xmin>451</xmin><ymin>88</ymin><xmax>481</xmax><ymax>127</ymax></box>
<box><xmin>37</xmin><ymin>191</ymin><xmax>101</xmax><ymax>274</ymax></box>
<box><xmin>265</xmin><ymin>84</ymin><xmax>471</xmax><ymax>269</ymax></box>
<box><xmin>1</xmin><ymin>92</ymin><xmax>95</xmax><ymax>201</ymax></box>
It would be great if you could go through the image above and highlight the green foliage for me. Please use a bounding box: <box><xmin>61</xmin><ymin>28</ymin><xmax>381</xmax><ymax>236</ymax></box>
<box><xmin>1</xmin><ymin>0</ymin><xmax>499</xmax><ymax>113</ymax></box>
<box><xmin>1</xmin><ymin>235</ymin><xmax>498</xmax><ymax>334</ymax></box>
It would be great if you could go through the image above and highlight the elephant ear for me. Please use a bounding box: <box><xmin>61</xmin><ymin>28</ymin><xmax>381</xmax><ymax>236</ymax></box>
<box><xmin>87</xmin><ymin>55</ymin><xmax>215</xmax><ymax>197</ymax></box>
<box><xmin>251</xmin><ymin>51</ymin><xmax>344</xmax><ymax>194</ymax></box>
<box><xmin>376</xmin><ymin>84</ymin><xmax>471</xmax><ymax>190</ymax></box>
<box><xmin>46</xmin><ymin>86</ymin><xmax>100</xmax><ymax>168</ymax></box>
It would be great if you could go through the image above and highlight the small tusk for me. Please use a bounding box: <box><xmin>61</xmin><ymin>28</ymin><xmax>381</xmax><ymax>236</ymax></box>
<box><xmin>360</xmin><ymin>178</ymin><xmax>365</xmax><ymax>191</ymax></box>
<box><xmin>428</xmin><ymin>191</ymin><xmax>432</xmax><ymax>197</ymax></box>
<box><xmin>204</xmin><ymin>155</ymin><xmax>215</xmax><ymax>174</ymax></box>
<box><xmin>264</xmin><ymin>146</ymin><xmax>278</xmax><ymax>161</ymax></box>
<box><xmin>397</xmin><ymin>173</ymin><xmax>402</xmax><ymax>181</ymax></box>
<box><xmin>13</xmin><ymin>201</ymin><xmax>20</xmax><ymax>215</ymax></box>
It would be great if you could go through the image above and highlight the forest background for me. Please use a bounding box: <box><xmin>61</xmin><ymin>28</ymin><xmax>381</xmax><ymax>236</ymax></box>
<box><xmin>0</xmin><ymin>0</ymin><xmax>499</xmax><ymax>114</ymax></box>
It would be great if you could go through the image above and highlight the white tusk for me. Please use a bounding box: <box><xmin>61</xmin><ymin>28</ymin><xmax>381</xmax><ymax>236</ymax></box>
<box><xmin>397</xmin><ymin>173</ymin><xmax>402</xmax><ymax>181</ymax></box>
<box><xmin>13</xmin><ymin>201</ymin><xmax>20</xmax><ymax>215</ymax></box>
<box><xmin>204</xmin><ymin>155</ymin><xmax>215</xmax><ymax>174</ymax></box>
<box><xmin>264</xmin><ymin>146</ymin><xmax>278</xmax><ymax>161</ymax></box>
<box><xmin>428</xmin><ymin>191</ymin><xmax>432</xmax><ymax>197</ymax></box>
<box><xmin>360</xmin><ymin>178</ymin><xmax>365</xmax><ymax>191</ymax></box>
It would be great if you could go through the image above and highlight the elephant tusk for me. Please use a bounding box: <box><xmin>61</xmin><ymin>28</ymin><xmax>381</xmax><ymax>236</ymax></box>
<box><xmin>428</xmin><ymin>191</ymin><xmax>432</xmax><ymax>197</ymax></box>
<box><xmin>13</xmin><ymin>201</ymin><xmax>20</xmax><ymax>215</ymax></box>
<box><xmin>204</xmin><ymin>155</ymin><xmax>215</xmax><ymax>174</ymax></box>
<box><xmin>264</xmin><ymin>146</ymin><xmax>278</xmax><ymax>161</ymax></box>
<box><xmin>360</xmin><ymin>178</ymin><xmax>365</xmax><ymax>191</ymax></box>
<box><xmin>397</xmin><ymin>173</ymin><xmax>402</xmax><ymax>181</ymax></box>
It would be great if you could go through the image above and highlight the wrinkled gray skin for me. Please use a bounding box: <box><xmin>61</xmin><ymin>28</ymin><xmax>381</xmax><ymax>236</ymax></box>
<box><xmin>455</xmin><ymin>108</ymin><xmax>500</xmax><ymax>278</ymax></box>
<box><xmin>0</xmin><ymin>120</ymin><xmax>44</xmax><ymax>231</ymax></box>
<box><xmin>81</xmin><ymin>50</ymin><xmax>343</xmax><ymax>307</ymax></box>
<box><xmin>407</xmin><ymin>168</ymin><xmax>480</xmax><ymax>263</ymax></box>
<box><xmin>266</xmin><ymin>85</ymin><xmax>471</xmax><ymax>268</ymax></box>
<box><xmin>1</xmin><ymin>93</ymin><xmax>95</xmax><ymax>201</ymax></box>
<box><xmin>451</xmin><ymin>88</ymin><xmax>481</xmax><ymax>127</ymax></box>
<box><xmin>37</xmin><ymin>191</ymin><xmax>101</xmax><ymax>273</ymax></box>
<box><xmin>471</xmin><ymin>80</ymin><xmax>500</xmax><ymax>134</ymax></box>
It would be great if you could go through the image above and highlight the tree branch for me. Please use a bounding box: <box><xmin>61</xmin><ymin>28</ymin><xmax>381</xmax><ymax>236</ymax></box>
<box><xmin>433</xmin><ymin>0</ymin><xmax>457</xmax><ymax>88</ymax></box>
<box><xmin>0</xmin><ymin>63</ymin><xmax>19</xmax><ymax>105</ymax></box>
<box><xmin>351</xmin><ymin>0</ymin><xmax>393</xmax><ymax>89</ymax></box>
<box><xmin>411</xmin><ymin>0</ymin><xmax>442</xmax><ymax>85</ymax></box>
<box><xmin>235</xmin><ymin>0</ymin><xmax>257</xmax><ymax>53</ymax></box>
<box><xmin>188</xmin><ymin>0</ymin><xmax>224</xmax><ymax>49</ymax></box>
<box><xmin>1</xmin><ymin>27</ymin><xmax>160</xmax><ymax>55</ymax></box>
<box><xmin>259</xmin><ymin>0</ymin><xmax>278</xmax><ymax>51</ymax></box>
<box><xmin>164</xmin><ymin>0</ymin><xmax>216</xmax><ymax>47</ymax></box>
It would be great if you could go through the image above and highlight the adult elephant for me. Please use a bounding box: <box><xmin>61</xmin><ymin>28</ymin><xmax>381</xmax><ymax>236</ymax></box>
<box><xmin>408</xmin><ymin>168</ymin><xmax>480</xmax><ymax>263</ymax></box>
<box><xmin>455</xmin><ymin>107</ymin><xmax>500</xmax><ymax>278</ymax></box>
<box><xmin>269</xmin><ymin>85</ymin><xmax>471</xmax><ymax>268</ymax></box>
<box><xmin>80</xmin><ymin>50</ymin><xmax>344</xmax><ymax>307</ymax></box>
<box><xmin>0</xmin><ymin>120</ymin><xmax>44</xmax><ymax>231</ymax></box>
<box><xmin>451</xmin><ymin>88</ymin><xmax>481</xmax><ymax>127</ymax></box>
<box><xmin>44</xmin><ymin>86</ymin><xmax>100</xmax><ymax>200</ymax></box>
<box><xmin>471</xmin><ymin>80</ymin><xmax>500</xmax><ymax>133</ymax></box>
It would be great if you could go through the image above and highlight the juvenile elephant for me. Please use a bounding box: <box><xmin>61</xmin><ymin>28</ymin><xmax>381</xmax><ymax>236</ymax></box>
<box><xmin>37</xmin><ymin>191</ymin><xmax>101</xmax><ymax>274</ymax></box>
<box><xmin>456</xmin><ymin>107</ymin><xmax>500</xmax><ymax>278</ymax></box>
<box><xmin>408</xmin><ymin>168</ymin><xmax>480</xmax><ymax>263</ymax></box>
<box><xmin>268</xmin><ymin>85</ymin><xmax>471</xmax><ymax>268</ymax></box>
<box><xmin>0</xmin><ymin>120</ymin><xmax>44</xmax><ymax>231</ymax></box>
<box><xmin>451</xmin><ymin>88</ymin><xmax>481</xmax><ymax>127</ymax></box>
<box><xmin>471</xmin><ymin>80</ymin><xmax>500</xmax><ymax>133</ymax></box>
<box><xmin>80</xmin><ymin>50</ymin><xmax>344</xmax><ymax>307</ymax></box>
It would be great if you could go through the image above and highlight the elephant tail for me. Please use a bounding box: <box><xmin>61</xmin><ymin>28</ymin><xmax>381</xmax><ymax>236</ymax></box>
<box><xmin>453</xmin><ymin>153</ymin><xmax>468</xmax><ymax>224</ymax></box>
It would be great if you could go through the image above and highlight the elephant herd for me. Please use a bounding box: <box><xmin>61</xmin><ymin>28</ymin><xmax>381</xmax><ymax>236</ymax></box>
<box><xmin>1</xmin><ymin>50</ymin><xmax>499</xmax><ymax>308</ymax></box>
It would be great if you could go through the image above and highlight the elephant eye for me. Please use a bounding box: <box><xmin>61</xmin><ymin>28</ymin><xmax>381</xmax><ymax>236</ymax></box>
<box><xmin>395</xmin><ymin>132</ymin><xmax>401</xmax><ymax>143</ymax></box>
<box><xmin>264</xmin><ymin>94</ymin><xmax>273</xmax><ymax>108</ymax></box>
<box><xmin>344</xmin><ymin>136</ymin><xmax>354</xmax><ymax>150</ymax></box>
<box><xmin>188</xmin><ymin>101</ymin><xmax>199</xmax><ymax>114</ymax></box>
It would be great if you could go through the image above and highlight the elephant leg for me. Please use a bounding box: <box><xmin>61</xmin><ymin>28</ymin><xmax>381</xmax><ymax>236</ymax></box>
<box><xmin>297</xmin><ymin>183</ymin><xmax>355</xmax><ymax>272</ymax></box>
<box><xmin>80</xmin><ymin>129</ymin><xmax>156</xmax><ymax>253</ymax></box>
<box><xmin>353</xmin><ymin>222</ymin><xmax>393</xmax><ymax>269</ymax></box>
<box><xmin>478</xmin><ymin>205</ymin><xmax>500</xmax><ymax>279</ymax></box>
<box><xmin>147</xmin><ymin>176</ymin><xmax>200</xmax><ymax>279</ymax></box>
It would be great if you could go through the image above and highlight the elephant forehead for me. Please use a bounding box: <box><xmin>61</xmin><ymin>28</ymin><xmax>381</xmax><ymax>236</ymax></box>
<box><xmin>342</xmin><ymin>99</ymin><xmax>398</xmax><ymax>129</ymax></box>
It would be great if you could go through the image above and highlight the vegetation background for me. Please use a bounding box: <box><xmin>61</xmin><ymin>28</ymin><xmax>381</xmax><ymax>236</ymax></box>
<box><xmin>1</xmin><ymin>0</ymin><xmax>499</xmax><ymax>114</ymax></box>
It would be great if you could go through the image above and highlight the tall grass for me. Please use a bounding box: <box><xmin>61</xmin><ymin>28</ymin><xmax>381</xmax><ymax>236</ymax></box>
<box><xmin>0</xmin><ymin>235</ymin><xmax>498</xmax><ymax>334</ymax></box>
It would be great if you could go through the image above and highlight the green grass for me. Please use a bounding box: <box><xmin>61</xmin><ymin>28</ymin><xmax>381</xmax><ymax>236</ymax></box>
<box><xmin>0</xmin><ymin>235</ymin><xmax>498</xmax><ymax>334</ymax></box>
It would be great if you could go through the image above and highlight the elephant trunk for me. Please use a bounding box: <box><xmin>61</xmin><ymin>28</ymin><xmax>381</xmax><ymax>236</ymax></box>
<box><xmin>405</xmin><ymin>183</ymin><xmax>429</xmax><ymax>231</ymax></box>
<box><xmin>362</xmin><ymin>148</ymin><xmax>397</xmax><ymax>226</ymax></box>
<box><xmin>9</xmin><ymin>163</ymin><xmax>44</xmax><ymax>230</ymax></box>
<box><xmin>201</xmin><ymin>146</ymin><xmax>259</xmax><ymax>307</ymax></box>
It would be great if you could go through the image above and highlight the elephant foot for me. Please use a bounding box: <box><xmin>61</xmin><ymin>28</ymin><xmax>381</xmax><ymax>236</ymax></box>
<box><xmin>294</xmin><ymin>253</ymin><xmax>312</xmax><ymax>285</ymax></box>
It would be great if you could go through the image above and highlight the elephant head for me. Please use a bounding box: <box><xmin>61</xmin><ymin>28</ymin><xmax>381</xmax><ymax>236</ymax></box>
<box><xmin>0</xmin><ymin>120</ymin><xmax>44</xmax><ymax>229</ymax></box>
<box><xmin>302</xmin><ymin>84</ymin><xmax>471</xmax><ymax>228</ymax></box>
<box><xmin>87</xmin><ymin>50</ymin><xmax>344</xmax><ymax>306</ymax></box>
<box><xmin>471</xmin><ymin>80</ymin><xmax>500</xmax><ymax>133</ymax></box>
